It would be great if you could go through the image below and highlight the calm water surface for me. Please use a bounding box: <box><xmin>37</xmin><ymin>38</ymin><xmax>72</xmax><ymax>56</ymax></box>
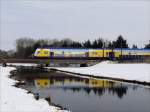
<box><xmin>12</xmin><ymin>70</ymin><xmax>150</xmax><ymax>112</ymax></box>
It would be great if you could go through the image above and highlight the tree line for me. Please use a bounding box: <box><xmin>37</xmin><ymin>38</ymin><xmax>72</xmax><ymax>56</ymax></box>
<box><xmin>0</xmin><ymin>35</ymin><xmax>150</xmax><ymax>59</ymax></box>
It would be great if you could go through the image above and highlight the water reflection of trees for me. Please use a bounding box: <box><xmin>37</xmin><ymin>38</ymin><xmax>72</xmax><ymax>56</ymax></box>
<box><xmin>62</xmin><ymin>86</ymin><xmax>128</xmax><ymax>99</ymax></box>
<box><xmin>108</xmin><ymin>86</ymin><xmax>128</xmax><ymax>99</ymax></box>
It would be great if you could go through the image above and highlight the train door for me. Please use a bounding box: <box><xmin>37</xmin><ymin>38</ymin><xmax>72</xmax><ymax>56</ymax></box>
<box><xmin>109</xmin><ymin>52</ymin><xmax>114</xmax><ymax>60</ymax></box>
<box><xmin>85</xmin><ymin>52</ymin><xmax>89</xmax><ymax>58</ymax></box>
<box><xmin>50</xmin><ymin>52</ymin><xmax>54</xmax><ymax>58</ymax></box>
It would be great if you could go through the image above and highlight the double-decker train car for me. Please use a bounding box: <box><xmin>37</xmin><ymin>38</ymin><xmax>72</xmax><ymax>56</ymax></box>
<box><xmin>33</xmin><ymin>48</ymin><xmax>150</xmax><ymax>60</ymax></box>
<box><xmin>34</xmin><ymin>48</ymin><xmax>89</xmax><ymax>59</ymax></box>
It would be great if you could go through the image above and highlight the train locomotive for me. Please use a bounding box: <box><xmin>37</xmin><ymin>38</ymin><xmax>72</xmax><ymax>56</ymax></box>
<box><xmin>33</xmin><ymin>48</ymin><xmax>150</xmax><ymax>60</ymax></box>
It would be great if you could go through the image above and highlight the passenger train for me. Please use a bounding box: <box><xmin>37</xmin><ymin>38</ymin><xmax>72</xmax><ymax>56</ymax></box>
<box><xmin>33</xmin><ymin>48</ymin><xmax>150</xmax><ymax>60</ymax></box>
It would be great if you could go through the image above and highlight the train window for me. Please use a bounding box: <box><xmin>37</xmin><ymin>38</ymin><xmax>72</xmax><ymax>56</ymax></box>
<box><xmin>50</xmin><ymin>52</ymin><xmax>54</xmax><ymax>56</ymax></box>
<box><xmin>106</xmin><ymin>52</ymin><xmax>108</xmax><ymax>56</ymax></box>
<box><xmin>37</xmin><ymin>82</ymin><xmax>40</xmax><ymax>85</ymax></box>
<box><xmin>44</xmin><ymin>51</ymin><xmax>48</xmax><ymax>54</ymax></box>
<box><xmin>92</xmin><ymin>52</ymin><xmax>97</xmax><ymax>55</ymax></box>
<box><xmin>94</xmin><ymin>81</ymin><xmax>97</xmax><ymax>84</ymax></box>
<box><xmin>44</xmin><ymin>82</ymin><xmax>48</xmax><ymax>85</ymax></box>
<box><xmin>37</xmin><ymin>51</ymin><xmax>40</xmax><ymax>54</ymax></box>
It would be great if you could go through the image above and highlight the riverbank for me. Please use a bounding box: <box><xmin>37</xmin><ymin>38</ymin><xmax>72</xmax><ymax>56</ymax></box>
<box><xmin>0</xmin><ymin>66</ymin><xmax>67</xmax><ymax>112</ymax></box>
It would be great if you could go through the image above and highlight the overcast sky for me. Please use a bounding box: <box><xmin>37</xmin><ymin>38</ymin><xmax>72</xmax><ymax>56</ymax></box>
<box><xmin>0</xmin><ymin>0</ymin><xmax>150</xmax><ymax>50</ymax></box>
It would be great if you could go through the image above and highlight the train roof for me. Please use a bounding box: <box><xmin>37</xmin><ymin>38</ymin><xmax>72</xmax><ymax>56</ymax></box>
<box><xmin>37</xmin><ymin>47</ymin><xmax>89</xmax><ymax>50</ymax></box>
<box><xmin>37</xmin><ymin>47</ymin><xmax>150</xmax><ymax>51</ymax></box>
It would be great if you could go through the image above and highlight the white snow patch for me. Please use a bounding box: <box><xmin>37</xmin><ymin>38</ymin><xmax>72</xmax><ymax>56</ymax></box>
<box><xmin>7</xmin><ymin>63</ymin><xmax>38</xmax><ymax>66</ymax></box>
<box><xmin>50</xmin><ymin>61</ymin><xmax>150</xmax><ymax>83</ymax></box>
<box><xmin>0</xmin><ymin>66</ymin><xmax>68</xmax><ymax>112</ymax></box>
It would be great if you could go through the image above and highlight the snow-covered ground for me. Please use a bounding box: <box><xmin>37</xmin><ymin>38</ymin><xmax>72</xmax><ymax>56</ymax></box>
<box><xmin>0</xmin><ymin>62</ymin><xmax>149</xmax><ymax>111</ymax></box>
<box><xmin>7</xmin><ymin>63</ymin><xmax>38</xmax><ymax>66</ymax></box>
<box><xmin>51</xmin><ymin>61</ymin><xmax>150</xmax><ymax>83</ymax></box>
<box><xmin>0</xmin><ymin>66</ymin><xmax>67</xmax><ymax>112</ymax></box>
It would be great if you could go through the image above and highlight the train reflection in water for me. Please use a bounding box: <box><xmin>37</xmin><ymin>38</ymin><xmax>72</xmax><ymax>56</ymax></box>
<box><xmin>33</xmin><ymin>77</ymin><xmax>128</xmax><ymax>99</ymax></box>
<box><xmin>20</xmin><ymin>75</ymin><xmax>129</xmax><ymax>99</ymax></box>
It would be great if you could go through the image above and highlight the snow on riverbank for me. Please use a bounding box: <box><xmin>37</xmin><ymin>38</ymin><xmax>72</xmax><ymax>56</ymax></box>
<box><xmin>52</xmin><ymin>61</ymin><xmax>150</xmax><ymax>83</ymax></box>
<box><xmin>0</xmin><ymin>66</ymin><xmax>66</xmax><ymax>112</ymax></box>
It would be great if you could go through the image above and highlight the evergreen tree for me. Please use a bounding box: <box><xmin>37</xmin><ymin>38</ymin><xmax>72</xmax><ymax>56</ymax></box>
<box><xmin>113</xmin><ymin>35</ymin><xmax>128</xmax><ymax>48</ymax></box>
<box><xmin>97</xmin><ymin>38</ymin><xmax>103</xmax><ymax>48</ymax></box>
<box><xmin>92</xmin><ymin>40</ymin><xmax>98</xmax><ymax>48</ymax></box>
<box><xmin>145</xmin><ymin>40</ymin><xmax>150</xmax><ymax>48</ymax></box>
<box><xmin>108</xmin><ymin>42</ymin><xmax>113</xmax><ymax>49</ymax></box>
<box><xmin>83</xmin><ymin>40</ymin><xmax>92</xmax><ymax>48</ymax></box>
<box><xmin>70</xmin><ymin>42</ymin><xmax>83</xmax><ymax>48</ymax></box>
<box><xmin>132</xmin><ymin>44</ymin><xmax>138</xmax><ymax>49</ymax></box>
<box><xmin>61</xmin><ymin>40</ymin><xmax>68</xmax><ymax>47</ymax></box>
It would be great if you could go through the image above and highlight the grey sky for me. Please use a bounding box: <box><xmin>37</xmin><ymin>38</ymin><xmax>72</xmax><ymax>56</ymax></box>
<box><xmin>0</xmin><ymin>0</ymin><xmax>150</xmax><ymax>50</ymax></box>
